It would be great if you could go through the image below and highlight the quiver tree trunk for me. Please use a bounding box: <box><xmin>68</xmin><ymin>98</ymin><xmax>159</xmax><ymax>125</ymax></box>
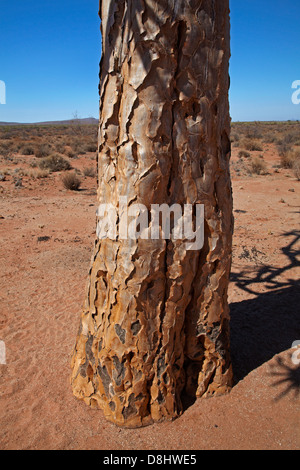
<box><xmin>71</xmin><ymin>0</ymin><xmax>233</xmax><ymax>428</ymax></box>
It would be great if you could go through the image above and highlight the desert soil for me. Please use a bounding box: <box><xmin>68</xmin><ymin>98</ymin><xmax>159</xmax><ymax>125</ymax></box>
<box><xmin>0</xmin><ymin>140</ymin><xmax>299</xmax><ymax>450</ymax></box>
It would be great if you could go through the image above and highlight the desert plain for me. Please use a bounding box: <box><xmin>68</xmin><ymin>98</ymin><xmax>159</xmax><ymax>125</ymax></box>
<box><xmin>0</xmin><ymin>120</ymin><xmax>299</xmax><ymax>450</ymax></box>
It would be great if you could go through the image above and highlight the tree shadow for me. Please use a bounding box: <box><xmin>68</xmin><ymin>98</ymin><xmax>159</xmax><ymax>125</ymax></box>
<box><xmin>268</xmin><ymin>355</ymin><xmax>300</xmax><ymax>401</ymax></box>
<box><xmin>230</xmin><ymin>230</ymin><xmax>300</xmax><ymax>399</ymax></box>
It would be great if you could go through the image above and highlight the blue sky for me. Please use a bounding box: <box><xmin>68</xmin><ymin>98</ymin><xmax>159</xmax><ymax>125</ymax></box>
<box><xmin>230</xmin><ymin>0</ymin><xmax>300</xmax><ymax>121</ymax></box>
<box><xmin>0</xmin><ymin>0</ymin><xmax>299</xmax><ymax>123</ymax></box>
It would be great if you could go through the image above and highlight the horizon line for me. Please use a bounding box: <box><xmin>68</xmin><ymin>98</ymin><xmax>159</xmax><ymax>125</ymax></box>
<box><xmin>0</xmin><ymin>118</ymin><xmax>299</xmax><ymax>126</ymax></box>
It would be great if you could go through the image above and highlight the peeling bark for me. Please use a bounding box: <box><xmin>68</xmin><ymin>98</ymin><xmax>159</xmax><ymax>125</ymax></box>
<box><xmin>71</xmin><ymin>0</ymin><xmax>233</xmax><ymax>428</ymax></box>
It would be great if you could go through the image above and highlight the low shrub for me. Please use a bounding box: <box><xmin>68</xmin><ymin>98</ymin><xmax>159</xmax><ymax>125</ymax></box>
<box><xmin>20</xmin><ymin>144</ymin><xmax>35</xmax><ymax>155</ymax></box>
<box><xmin>29</xmin><ymin>169</ymin><xmax>49</xmax><ymax>179</ymax></box>
<box><xmin>293</xmin><ymin>159</ymin><xmax>300</xmax><ymax>180</ymax></box>
<box><xmin>263</xmin><ymin>133</ymin><xmax>277</xmax><ymax>144</ymax></box>
<box><xmin>243</xmin><ymin>139</ymin><xmax>263</xmax><ymax>152</ymax></box>
<box><xmin>83</xmin><ymin>166</ymin><xmax>96</xmax><ymax>177</ymax></box>
<box><xmin>249</xmin><ymin>156</ymin><xmax>268</xmax><ymax>175</ymax></box>
<box><xmin>66</xmin><ymin>149</ymin><xmax>76</xmax><ymax>158</ymax></box>
<box><xmin>85</xmin><ymin>143</ymin><xmax>98</xmax><ymax>153</ymax></box>
<box><xmin>238</xmin><ymin>150</ymin><xmax>251</xmax><ymax>159</ymax></box>
<box><xmin>280</xmin><ymin>150</ymin><xmax>299</xmax><ymax>169</ymax></box>
<box><xmin>71</xmin><ymin>140</ymin><xmax>98</xmax><ymax>154</ymax></box>
<box><xmin>55</xmin><ymin>142</ymin><xmax>68</xmax><ymax>154</ymax></box>
<box><xmin>62</xmin><ymin>172</ymin><xmax>81</xmax><ymax>190</ymax></box>
<box><xmin>38</xmin><ymin>154</ymin><xmax>72</xmax><ymax>172</ymax></box>
<box><xmin>279</xmin><ymin>150</ymin><xmax>300</xmax><ymax>179</ymax></box>
<box><xmin>0</xmin><ymin>144</ymin><xmax>10</xmax><ymax>157</ymax></box>
<box><xmin>282</xmin><ymin>132</ymin><xmax>299</xmax><ymax>145</ymax></box>
<box><xmin>35</xmin><ymin>143</ymin><xmax>52</xmax><ymax>158</ymax></box>
<box><xmin>231</xmin><ymin>133</ymin><xmax>240</xmax><ymax>143</ymax></box>
<box><xmin>276</xmin><ymin>142</ymin><xmax>292</xmax><ymax>157</ymax></box>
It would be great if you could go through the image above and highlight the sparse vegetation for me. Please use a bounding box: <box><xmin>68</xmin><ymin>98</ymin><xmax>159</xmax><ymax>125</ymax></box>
<box><xmin>20</xmin><ymin>144</ymin><xmax>35</xmax><ymax>155</ymax></box>
<box><xmin>243</xmin><ymin>139</ymin><xmax>263</xmax><ymax>152</ymax></box>
<box><xmin>38</xmin><ymin>154</ymin><xmax>72</xmax><ymax>172</ymax></box>
<box><xmin>85</xmin><ymin>143</ymin><xmax>98</xmax><ymax>153</ymax></box>
<box><xmin>0</xmin><ymin>123</ymin><xmax>98</xmax><ymax>160</ymax></box>
<box><xmin>279</xmin><ymin>149</ymin><xmax>300</xmax><ymax>170</ymax></box>
<box><xmin>66</xmin><ymin>149</ymin><xmax>76</xmax><ymax>159</ymax></box>
<box><xmin>277</xmin><ymin>142</ymin><xmax>292</xmax><ymax>157</ymax></box>
<box><xmin>29</xmin><ymin>169</ymin><xmax>49</xmax><ymax>179</ymax></box>
<box><xmin>83</xmin><ymin>166</ymin><xmax>96</xmax><ymax>177</ymax></box>
<box><xmin>249</xmin><ymin>156</ymin><xmax>268</xmax><ymax>175</ymax></box>
<box><xmin>231</xmin><ymin>121</ymin><xmax>300</xmax><ymax>148</ymax></box>
<box><xmin>278</xmin><ymin>149</ymin><xmax>300</xmax><ymax>180</ymax></box>
<box><xmin>0</xmin><ymin>121</ymin><xmax>298</xmax><ymax>192</ymax></box>
<box><xmin>35</xmin><ymin>143</ymin><xmax>52</xmax><ymax>158</ymax></box>
<box><xmin>0</xmin><ymin>143</ymin><xmax>11</xmax><ymax>157</ymax></box>
<box><xmin>238</xmin><ymin>150</ymin><xmax>251</xmax><ymax>159</ymax></box>
<box><xmin>62</xmin><ymin>172</ymin><xmax>81</xmax><ymax>191</ymax></box>
<box><xmin>293</xmin><ymin>159</ymin><xmax>300</xmax><ymax>180</ymax></box>
<box><xmin>263</xmin><ymin>133</ymin><xmax>277</xmax><ymax>143</ymax></box>
<box><xmin>0</xmin><ymin>124</ymin><xmax>99</xmax><ymax>193</ymax></box>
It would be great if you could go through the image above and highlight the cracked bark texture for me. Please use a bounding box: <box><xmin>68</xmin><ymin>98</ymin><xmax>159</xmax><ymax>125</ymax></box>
<box><xmin>71</xmin><ymin>0</ymin><xmax>233</xmax><ymax>428</ymax></box>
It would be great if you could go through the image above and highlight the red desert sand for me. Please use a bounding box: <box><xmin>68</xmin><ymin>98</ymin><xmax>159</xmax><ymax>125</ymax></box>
<box><xmin>0</xmin><ymin>136</ymin><xmax>299</xmax><ymax>449</ymax></box>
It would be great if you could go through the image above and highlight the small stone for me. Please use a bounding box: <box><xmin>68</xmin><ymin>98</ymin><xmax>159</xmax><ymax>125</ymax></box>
<box><xmin>14</xmin><ymin>177</ymin><xmax>23</xmax><ymax>188</ymax></box>
<box><xmin>37</xmin><ymin>236</ymin><xmax>51</xmax><ymax>242</ymax></box>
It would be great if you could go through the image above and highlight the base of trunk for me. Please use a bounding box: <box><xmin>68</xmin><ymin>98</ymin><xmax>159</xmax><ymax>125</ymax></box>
<box><xmin>71</xmin><ymin>0</ymin><xmax>233</xmax><ymax>429</ymax></box>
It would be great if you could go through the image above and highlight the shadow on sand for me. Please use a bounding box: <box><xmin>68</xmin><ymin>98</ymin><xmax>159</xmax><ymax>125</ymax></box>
<box><xmin>230</xmin><ymin>230</ymin><xmax>300</xmax><ymax>398</ymax></box>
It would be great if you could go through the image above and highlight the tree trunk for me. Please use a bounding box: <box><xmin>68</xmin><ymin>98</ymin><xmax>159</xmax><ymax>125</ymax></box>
<box><xmin>71</xmin><ymin>0</ymin><xmax>233</xmax><ymax>428</ymax></box>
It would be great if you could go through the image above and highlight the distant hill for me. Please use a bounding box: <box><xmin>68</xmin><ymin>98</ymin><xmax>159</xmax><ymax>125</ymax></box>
<box><xmin>0</xmin><ymin>117</ymin><xmax>98</xmax><ymax>126</ymax></box>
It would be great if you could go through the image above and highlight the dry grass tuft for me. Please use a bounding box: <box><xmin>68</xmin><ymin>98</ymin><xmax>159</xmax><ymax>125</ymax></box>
<box><xmin>249</xmin><ymin>156</ymin><xmax>268</xmax><ymax>175</ymax></box>
<box><xmin>38</xmin><ymin>154</ymin><xmax>72</xmax><ymax>172</ymax></box>
<box><xmin>238</xmin><ymin>150</ymin><xmax>251</xmax><ymax>159</ymax></box>
<box><xmin>62</xmin><ymin>172</ymin><xmax>81</xmax><ymax>191</ymax></box>
<box><xmin>35</xmin><ymin>143</ymin><xmax>52</xmax><ymax>158</ymax></box>
<box><xmin>279</xmin><ymin>150</ymin><xmax>300</xmax><ymax>170</ymax></box>
<box><xmin>83</xmin><ymin>167</ymin><xmax>96</xmax><ymax>177</ymax></box>
<box><xmin>242</xmin><ymin>139</ymin><xmax>263</xmax><ymax>152</ymax></box>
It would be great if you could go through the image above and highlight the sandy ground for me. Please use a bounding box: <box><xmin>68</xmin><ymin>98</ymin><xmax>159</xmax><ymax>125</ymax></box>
<box><xmin>0</xmin><ymin>143</ymin><xmax>299</xmax><ymax>450</ymax></box>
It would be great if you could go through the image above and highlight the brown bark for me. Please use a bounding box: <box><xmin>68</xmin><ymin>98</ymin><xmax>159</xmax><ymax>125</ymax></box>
<box><xmin>71</xmin><ymin>0</ymin><xmax>233</xmax><ymax>428</ymax></box>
